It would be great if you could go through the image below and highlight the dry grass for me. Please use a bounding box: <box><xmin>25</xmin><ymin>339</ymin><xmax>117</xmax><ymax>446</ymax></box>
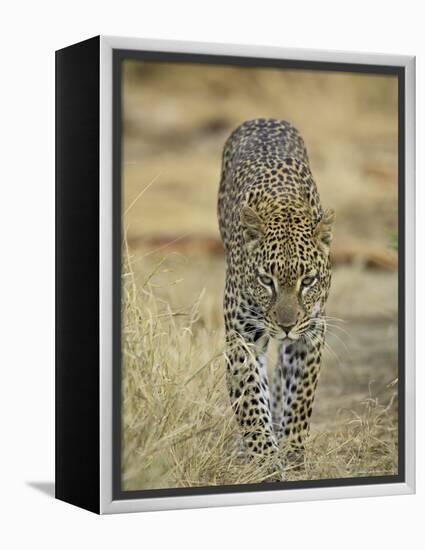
<box><xmin>121</xmin><ymin>247</ymin><xmax>398</xmax><ymax>491</ymax></box>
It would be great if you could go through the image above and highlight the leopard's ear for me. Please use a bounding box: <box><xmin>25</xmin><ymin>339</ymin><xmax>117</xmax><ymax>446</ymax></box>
<box><xmin>240</xmin><ymin>205</ymin><xmax>265</xmax><ymax>252</ymax></box>
<box><xmin>315</xmin><ymin>208</ymin><xmax>335</xmax><ymax>255</ymax></box>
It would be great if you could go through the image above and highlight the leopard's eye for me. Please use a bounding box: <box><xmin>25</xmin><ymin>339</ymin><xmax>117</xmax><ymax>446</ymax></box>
<box><xmin>302</xmin><ymin>275</ymin><xmax>316</xmax><ymax>287</ymax></box>
<box><xmin>258</xmin><ymin>274</ymin><xmax>274</xmax><ymax>288</ymax></box>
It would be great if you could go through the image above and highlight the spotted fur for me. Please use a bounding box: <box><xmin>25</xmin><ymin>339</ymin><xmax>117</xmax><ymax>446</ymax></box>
<box><xmin>217</xmin><ymin>118</ymin><xmax>335</xmax><ymax>477</ymax></box>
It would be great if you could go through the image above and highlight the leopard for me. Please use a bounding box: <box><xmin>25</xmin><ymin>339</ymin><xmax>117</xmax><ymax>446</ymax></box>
<box><xmin>217</xmin><ymin>118</ymin><xmax>335</xmax><ymax>478</ymax></box>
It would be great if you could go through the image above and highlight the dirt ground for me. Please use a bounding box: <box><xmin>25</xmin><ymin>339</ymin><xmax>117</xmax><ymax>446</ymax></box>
<box><xmin>120</xmin><ymin>59</ymin><xmax>399</xmax><ymax>489</ymax></box>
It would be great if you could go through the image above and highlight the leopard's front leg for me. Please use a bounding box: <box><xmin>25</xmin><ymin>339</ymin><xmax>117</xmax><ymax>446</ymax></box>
<box><xmin>272</xmin><ymin>325</ymin><xmax>324</xmax><ymax>455</ymax></box>
<box><xmin>225</xmin><ymin>314</ymin><xmax>283</xmax><ymax>478</ymax></box>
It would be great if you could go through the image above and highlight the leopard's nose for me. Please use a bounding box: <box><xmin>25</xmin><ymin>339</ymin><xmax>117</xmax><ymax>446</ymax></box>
<box><xmin>279</xmin><ymin>323</ymin><xmax>296</xmax><ymax>334</ymax></box>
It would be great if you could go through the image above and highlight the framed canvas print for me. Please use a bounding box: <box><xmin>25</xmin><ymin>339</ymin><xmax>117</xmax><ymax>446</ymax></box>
<box><xmin>55</xmin><ymin>36</ymin><xmax>415</xmax><ymax>514</ymax></box>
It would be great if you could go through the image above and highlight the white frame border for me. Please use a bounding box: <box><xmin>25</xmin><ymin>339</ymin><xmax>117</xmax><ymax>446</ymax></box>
<box><xmin>99</xmin><ymin>36</ymin><xmax>415</xmax><ymax>514</ymax></box>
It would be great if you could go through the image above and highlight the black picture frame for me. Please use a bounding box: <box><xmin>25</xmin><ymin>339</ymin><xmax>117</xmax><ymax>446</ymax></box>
<box><xmin>55</xmin><ymin>35</ymin><xmax>415</xmax><ymax>514</ymax></box>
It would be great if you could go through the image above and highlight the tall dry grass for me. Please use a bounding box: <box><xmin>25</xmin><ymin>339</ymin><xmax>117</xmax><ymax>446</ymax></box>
<box><xmin>121</xmin><ymin>245</ymin><xmax>398</xmax><ymax>491</ymax></box>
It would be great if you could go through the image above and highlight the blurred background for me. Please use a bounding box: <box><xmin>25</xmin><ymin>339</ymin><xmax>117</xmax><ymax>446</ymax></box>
<box><xmin>121</xmin><ymin>59</ymin><xmax>399</xmax><ymax>486</ymax></box>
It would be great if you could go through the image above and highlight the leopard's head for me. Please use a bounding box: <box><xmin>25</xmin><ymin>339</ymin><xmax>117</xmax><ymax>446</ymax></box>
<box><xmin>240</xmin><ymin>201</ymin><xmax>335</xmax><ymax>342</ymax></box>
